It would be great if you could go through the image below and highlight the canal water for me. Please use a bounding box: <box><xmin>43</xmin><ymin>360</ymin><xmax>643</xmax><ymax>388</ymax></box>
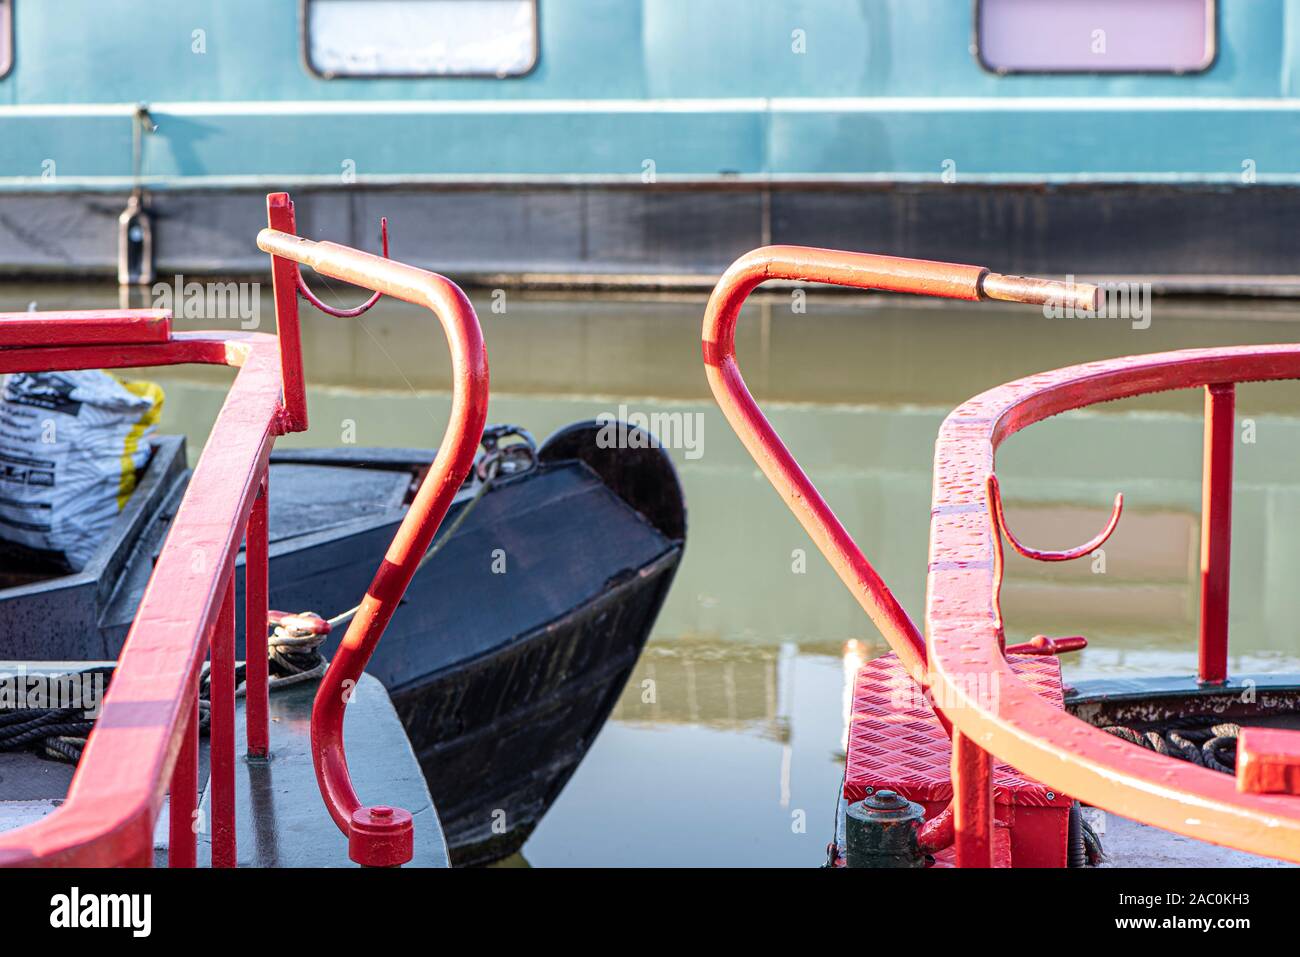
<box><xmin>9</xmin><ymin>279</ymin><xmax>1300</xmax><ymax>866</ymax></box>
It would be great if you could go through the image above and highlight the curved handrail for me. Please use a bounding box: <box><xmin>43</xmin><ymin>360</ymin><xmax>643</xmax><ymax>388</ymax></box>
<box><xmin>929</xmin><ymin>344</ymin><xmax>1300</xmax><ymax>865</ymax></box>
<box><xmin>701</xmin><ymin>245</ymin><xmax>1095</xmax><ymax>687</ymax></box>
<box><xmin>0</xmin><ymin>330</ymin><xmax>287</xmax><ymax>866</ymax></box>
<box><xmin>256</xmin><ymin>228</ymin><xmax>489</xmax><ymax>866</ymax></box>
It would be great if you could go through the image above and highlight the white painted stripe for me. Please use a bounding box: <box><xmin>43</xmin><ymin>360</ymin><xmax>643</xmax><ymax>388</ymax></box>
<box><xmin>769</xmin><ymin>96</ymin><xmax>1300</xmax><ymax>112</ymax></box>
<box><xmin>4</xmin><ymin>96</ymin><xmax>1300</xmax><ymax>119</ymax></box>
<box><xmin>0</xmin><ymin>171</ymin><xmax>1298</xmax><ymax>191</ymax></box>
<box><xmin>0</xmin><ymin>103</ymin><xmax>137</xmax><ymax>117</ymax></box>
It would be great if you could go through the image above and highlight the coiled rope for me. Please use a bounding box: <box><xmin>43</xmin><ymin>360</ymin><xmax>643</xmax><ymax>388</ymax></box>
<box><xmin>1</xmin><ymin>629</ymin><xmax>328</xmax><ymax>766</ymax></box>
<box><xmin>0</xmin><ymin>665</ymin><xmax>115</xmax><ymax>761</ymax></box>
<box><xmin>1102</xmin><ymin>718</ymin><xmax>1241</xmax><ymax>774</ymax></box>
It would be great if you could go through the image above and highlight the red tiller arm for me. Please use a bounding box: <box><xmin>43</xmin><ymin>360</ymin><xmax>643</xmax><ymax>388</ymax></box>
<box><xmin>257</xmin><ymin>215</ymin><xmax>489</xmax><ymax>867</ymax></box>
<box><xmin>701</xmin><ymin>245</ymin><xmax>1097</xmax><ymax>687</ymax></box>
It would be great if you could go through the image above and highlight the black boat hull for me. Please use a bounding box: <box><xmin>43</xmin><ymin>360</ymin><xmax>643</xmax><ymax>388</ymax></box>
<box><xmin>393</xmin><ymin>548</ymin><xmax>680</xmax><ymax>865</ymax></box>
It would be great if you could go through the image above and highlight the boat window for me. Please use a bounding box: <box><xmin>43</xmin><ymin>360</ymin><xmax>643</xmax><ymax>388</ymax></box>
<box><xmin>0</xmin><ymin>0</ymin><xmax>11</xmax><ymax>79</ymax></box>
<box><xmin>975</xmin><ymin>0</ymin><xmax>1216</xmax><ymax>74</ymax></box>
<box><xmin>303</xmin><ymin>0</ymin><xmax>538</xmax><ymax>78</ymax></box>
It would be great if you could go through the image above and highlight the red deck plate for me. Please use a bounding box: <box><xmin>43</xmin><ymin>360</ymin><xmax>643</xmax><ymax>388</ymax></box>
<box><xmin>0</xmin><ymin>309</ymin><xmax>171</xmax><ymax>348</ymax></box>
<box><xmin>845</xmin><ymin>652</ymin><xmax>1071</xmax><ymax>866</ymax></box>
<box><xmin>845</xmin><ymin>652</ymin><xmax>1069</xmax><ymax>808</ymax></box>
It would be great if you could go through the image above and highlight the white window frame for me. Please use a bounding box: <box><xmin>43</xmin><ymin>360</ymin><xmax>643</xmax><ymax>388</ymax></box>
<box><xmin>974</xmin><ymin>0</ymin><xmax>1217</xmax><ymax>75</ymax></box>
<box><xmin>301</xmin><ymin>0</ymin><xmax>540</xmax><ymax>79</ymax></box>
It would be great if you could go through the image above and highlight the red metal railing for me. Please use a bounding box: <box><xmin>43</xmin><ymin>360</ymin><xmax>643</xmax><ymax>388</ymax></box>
<box><xmin>0</xmin><ymin>320</ymin><xmax>292</xmax><ymax>867</ymax></box>
<box><xmin>702</xmin><ymin>245</ymin><xmax>1300</xmax><ymax>866</ymax></box>
<box><xmin>0</xmin><ymin>191</ymin><xmax>487</xmax><ymax>867</ymax></box>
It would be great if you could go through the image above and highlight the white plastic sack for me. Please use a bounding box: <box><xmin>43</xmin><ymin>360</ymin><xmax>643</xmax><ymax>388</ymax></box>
<box><xmin>0</xmin><ymin>370</ymin><xmax>163</xmax><ymax>571</ymax></box>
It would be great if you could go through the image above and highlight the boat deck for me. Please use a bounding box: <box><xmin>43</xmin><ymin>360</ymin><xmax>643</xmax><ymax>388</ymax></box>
<box><xmin>1098</xmin><ymin>816</ymin><xmax>1296</xmax><ymax>868</ymax></box>
<box><xmin>0</xmin><ymin>664</ymin><xmax>448</xmax><ymax>867</ymax></box>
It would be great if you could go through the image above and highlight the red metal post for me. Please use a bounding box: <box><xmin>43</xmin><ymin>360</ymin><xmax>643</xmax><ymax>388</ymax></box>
<box><xmin>1198</xmin><ymin>383</ymin><xmax>1235</xmax><ymax>685</ymax></box>
<box><xmin>951</xmin><ymin>731</ymin><xmax>995</xmax><ymax>867</ymax></box>
<box><xmin>266</xmin><ymin>193</ymin><xmax>309</xmax><ymax>433</ymax></box>
<box><xmin>167</xmin><ymin>690</ymin><xmax>199</xmax><ymax>868</ymax></box>
<box><xmin>210</xmin><ymin>574</ymin><xmax>237</xmax><ymax>867</ymax></box>
<box><xmin>244</xmin><ymin>476</ymin><xmax>270</xmax><ymax>759</ymax></box>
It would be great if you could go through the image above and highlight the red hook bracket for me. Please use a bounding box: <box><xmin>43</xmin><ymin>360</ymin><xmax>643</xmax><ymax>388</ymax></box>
<box><xmin>294</xmin><ymin>217</ymin><xmax>390</xmax><ymax>318</ymax></box>
<box><xmin>987</xmin><ymin>473</ymin><xmax>1123</xmax><ymax>562</ymax></box>
<box><xmin>985</xmin><ymin>472</ymin><xmax>1119</xmax><ymax>655</ymax></box>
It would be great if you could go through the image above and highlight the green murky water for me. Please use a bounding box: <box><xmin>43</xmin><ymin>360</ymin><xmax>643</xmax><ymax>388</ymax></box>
<box><xmin>8</xmin><ymin>279</ymin><xmax>1300</xmax><ymax>865</ymax></box>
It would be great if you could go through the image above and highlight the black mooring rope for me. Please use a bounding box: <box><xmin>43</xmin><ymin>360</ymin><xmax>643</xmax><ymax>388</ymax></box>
<box><xmin>1102</xmin><ymin>718</ymin><xmax>1241</xmax><ymax>774</ymax></box>
<box><xmin>0</xmin><ymin>665</ymin><xmax>115</xmax><ymax>762</ymax></box>
<box><xmin>2</xmin><ymin>644</ymin><xmax>325</xmax><ymax>766</ymax></box>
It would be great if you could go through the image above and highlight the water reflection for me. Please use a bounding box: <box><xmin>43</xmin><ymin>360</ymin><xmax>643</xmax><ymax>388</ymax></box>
<box><xmin>8</xmin><ymin>280</ymin><xmax>1300</xmax><ymax>864</ymax></box>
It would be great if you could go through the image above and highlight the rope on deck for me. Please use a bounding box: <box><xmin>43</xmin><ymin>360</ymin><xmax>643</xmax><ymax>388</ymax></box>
<box><xmin>1103</xmin><ymin>718</ymin><xmax>1241</xmax><ymax>774</ymax></box>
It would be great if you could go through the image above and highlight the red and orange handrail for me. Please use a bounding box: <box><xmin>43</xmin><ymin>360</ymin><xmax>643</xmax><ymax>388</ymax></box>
<box><xmin>257</xmin><ymin>200</ymin><xmax>489</xmax><ymax>866</ymax></box>
<box><xmin>0</xmin><ymin>322</ymin><xmax>291</xmax><ymax>867</ymax></box>
<box><xmin>929</xmin><ymin>345</ymin><xmax>1300</xmax><ymax>865</ymax></box>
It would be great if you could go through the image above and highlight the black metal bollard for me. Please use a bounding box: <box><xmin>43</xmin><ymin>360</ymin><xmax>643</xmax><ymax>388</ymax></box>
<box><xmin>844</xmin><ymin>790</ymin><xmax>926</xmax><ymax>868</ymax></box>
